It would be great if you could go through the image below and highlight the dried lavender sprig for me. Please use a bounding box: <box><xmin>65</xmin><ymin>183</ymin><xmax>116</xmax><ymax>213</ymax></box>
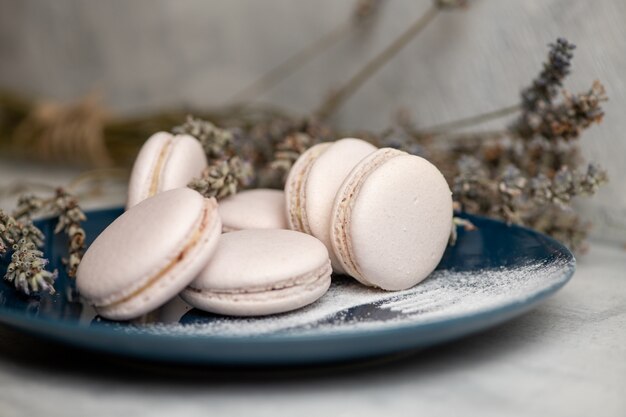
<box><xmin>12</xmin><ymin>194</ymin><xmax>45</xmax><ymax>221</ymax></box>
<box><xmin>449</xmin><ymin>216</ymin><xmax>476</xmax><ymax>246</ymax></box>
<box><xmin>452</xmin><ymin>155</ymin><xmax>493</xmax><ymax>213</ymax></box>
<box><xmin>51</xmin><ymin>188</ymin><xmax>86</xmax><ymax>277</ymax></box>
<box><xmin>173</xmin><ymin>115</ymin><xmax>235</xmax><ymax>159</ymax></box>
<box><xmin>0</xmin><ymin>211</ymin><xmax>21</xmax><ymax>253</ymax></box>
<box><xmin>17</xmin><ymin>219</ymin><xmax>45</xmax><ymax>248</ymax></box>
<box><xmin>1</xmin><ymin>211</ymin><xmax>44</xmax><ymax>252</ymax></box>
<box><xmin>411</xmin><ymin>38</ymin><xmax>580</xmax><ymax>138</ymax></box>
<box><xmin>530</xmin><ymin>163</ymin><xmax>608</xmax><ymax>208</ymax></box>
<box><xmin>270</xmin><ymin>132</ymin><xmax>314</xmax><ymax>177</ymax></box>
<box><xmin>188</xmin><ymin>157</ymin><xmax>254</xmax><ymax>200</ymax></box>
<box><xmin>521</xmin><ymin>38</ymin><xmax>575</xmax><ymax>111</ymax></box>
<box><xmin>491</xmin><ymin>163</ymin><xmax>607</xmax><ymax>219</ymax></box>
<box><xmin>533</xmin><ymin>81</ymin><xmax>607</xmax><ymax>141</ymax></box>
<box><xmin>5</xmin><ymin>240</ymin><xmax>57</xmax><ymax>295</ymax></box>
<box><xmin>493</xmin><ymin>164</ymin><xmax>528</xmax><ymax>224</ymax></box>
<box><xmin>1</xmin><ymin>209</ymin><xmax>56</xmax><ymax>295</ymax></box>
<box><xmin>527</xmin><ymin>207</ymin><xmax>590</xmax><ymax>253</ymax></box>
<box><xmin>9</xmin><ymin>189</ymin><xmax>86</xmax><ymax>278</ymax></box>
<box><xmin>452</xmin><ymin>152</ymin><xmax>608</xmax><ymax>250</ymax></box>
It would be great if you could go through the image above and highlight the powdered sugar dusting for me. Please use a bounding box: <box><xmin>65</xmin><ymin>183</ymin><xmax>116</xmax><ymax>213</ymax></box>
<box><xmin>123</xmin><ymin>257</ymin><xmax>571</xmax><ymax>337</ymax></box>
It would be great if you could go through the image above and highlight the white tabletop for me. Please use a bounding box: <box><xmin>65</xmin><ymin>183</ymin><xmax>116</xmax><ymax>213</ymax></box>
<box><xmin>1</xmin><ymin>242</ymin><xmax>624</xmax><ymax>416</ymax></box>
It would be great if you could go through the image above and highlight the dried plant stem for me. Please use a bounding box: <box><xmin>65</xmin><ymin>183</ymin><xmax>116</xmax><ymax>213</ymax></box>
<box><xmin>417</xmin><ymin>103</ymin><xmax>522</xmax><ymax>136</ymax></box>
<box><xmin>230</xmin><ymin>21</ymin><xmax>353</xmax><ymax>103</ymax></box>
<box><xmin>0</xmin><ymin>169</ymin><xmax>127</xmax><ymax>219</ymax></box>
<box><xmin>0</xmin><ymin>181</ymin><xmax>56</xmax><ymax>200</ymax></box>
<box><xmin>315</xmin><ymin>4</ymin><xmax>439</xmax><ymax>120</ymax></box>
<box><xmin>67</xmin><ymin>168</ymin><xmax>129</xmax><ymax>192</ymax></box>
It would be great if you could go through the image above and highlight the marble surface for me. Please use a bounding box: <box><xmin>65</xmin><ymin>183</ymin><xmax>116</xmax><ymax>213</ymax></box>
<box><xmin>0</xmin><ymin>240</ymin><xmax>624</xmax><ymax>417</ymax></box>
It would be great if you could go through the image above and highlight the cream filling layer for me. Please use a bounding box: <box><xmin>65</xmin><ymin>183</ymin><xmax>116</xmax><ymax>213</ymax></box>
<box><xmin>145</xmin><ymin>136</ymin><xmax>174</xmax><ymax>200</ymax></box>
<box><xmin>94</xmin><ymin>199</ymin><xmax>218</xmax><ymax>309</ymax></box>
<box><xmin>185</xmin><ymin>260</ymin><xmax>332</xmax><ymax>302</ymax></box>
<box><xmin>332</xmin><ymin>149</ymin><xmax>405</xmax><ymax>286</ymax></box>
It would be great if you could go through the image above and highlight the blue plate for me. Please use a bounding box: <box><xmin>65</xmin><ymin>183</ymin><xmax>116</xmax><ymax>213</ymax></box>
<box><xmin>0</xmin><ymin>208</ymin><xmax>574</xmax><ymax>365</ymax></box>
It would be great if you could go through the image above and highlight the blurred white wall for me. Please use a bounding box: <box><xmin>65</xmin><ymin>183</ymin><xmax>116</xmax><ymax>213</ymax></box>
<box><xmin>0</xmin><ymin>0</ymin><xmax>624</xmax><ymax>241</ymax></box>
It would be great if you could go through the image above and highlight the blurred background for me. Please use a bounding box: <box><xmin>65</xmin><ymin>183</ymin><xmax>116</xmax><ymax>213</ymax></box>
<box><xmin>0</xmin><ymin>0</ymin><xmax>624</xmax><ymax>244</ymax></box>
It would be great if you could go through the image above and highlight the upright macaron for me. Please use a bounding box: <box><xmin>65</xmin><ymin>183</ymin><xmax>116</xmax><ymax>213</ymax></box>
<box><xmin>331</xmin><ymin>148</ymin><xmax>452</xmax><ymax>291</ymax></box>
<box><xmin>77</xmin><ymin>188</ymin><xmax>222</xmax><ymax>320</ymax></box>
<box><xmin>127</xmin><ymin>131</ymin><xmax>207</xmax><ymax>209</ymax></box>
<box><xmin>181</xmin><ymin>229</ymin><xmax>331</xmax><ymax>316</ymax></box>
<box><xmin>285</xmin><ymin>138</ymin><xmax>377</xmax><ymax>273</ymax></box>
<box><xmin>218</xmin><ymin>189</ymin><xmax>288</xmax><ymax>232</ymax></box>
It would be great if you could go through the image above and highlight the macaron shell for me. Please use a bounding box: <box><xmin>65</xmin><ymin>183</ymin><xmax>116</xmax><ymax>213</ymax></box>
<box><xmin>188</xmin><ymin>229</ymin><xmax>329</xmax><ymax>291</ymax></box>
<box><xmin>77</xmin><ymin>188</ymin><xmax>222</xmax><ymax>320</ymax></box>
<box><xmin>126</xmin><ymin>132</ymin><xmax>207</xmax><ymax>209</ymax></box>
<box><xmin>304</xmin><ymin>138</ymin><xmax>376</xmax><ymax>274</ymax></box>
<box><xmin>330</xmin><ymin>148</ymin><xmax>404</xmax><ymax>286</ymax></box>
<box><xmin>181</xmin><ymin>264</ymin><xmax>331</xmax><ymax>316</ymax></box>
<box><xmin>284</xmin><ymin>142</ymin><xmax>332</xmax><ymax>234</ymax></box>
<box><xmin>343</xmin><ymin>153</ymin><xmax>452</xmax><ymax>290</ymax></box>
<box><xmin>159</xmin><ymin>134</ymin><xmax>207</xmax><ymax>192</ymax></box>
<box><xmin>127</xmin><ymin>132</ymin><xmax>172</xmax><ymax>208</ymax></box>
<box><xmin>182</xmin><ymin>229</ymin><xmax>331</xmax><ymax>316</ymax></box>
<box><xmin>218</xmin><ymin>189</ymin><xmax>288</xmax><ymax>232</ymax></box>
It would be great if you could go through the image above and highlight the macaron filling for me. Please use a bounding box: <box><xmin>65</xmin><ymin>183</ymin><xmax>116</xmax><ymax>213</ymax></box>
<box><xmin>332</xmin><ymin>148</ymin><xmax>405</xmax><ymax>286</ymax></box>
<box><xmin>92</xmin><ymin>199</ymin><xmax>218</xmax><ymax>311</ymax></box>
<box><xmin>184</xmin><ymin>260</ymin><xmax>331</xmax><ymax>302</ymax></box>
<box><xmin>146</xmin><ymin>135</ymin><xmax>174</xmax><ymax>199</ymax></box>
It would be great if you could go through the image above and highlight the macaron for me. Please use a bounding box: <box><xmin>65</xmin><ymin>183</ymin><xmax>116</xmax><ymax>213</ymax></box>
<box><xmin>330</xmin><ymin>148</ymin><xmax>453</xmax><ymax>291</ymax></box>
<box><xmin>77</xmin><ymin>188</ymin><xmax>222</xmax><ymax>320</ymax></box>
<box><xmin>181</xmin><ymin>229</ymin><xmax>331</xmax><ymax>316</ymax></box>
<box><xmin>218</xmin><ymin>189</ymin><xmax>288</xmax><ymax>232</ymax></box>
<box><xmin>126</xmin><ymin>131</ymin><xmax>207</xmax><ymax>209</ymax></box>
<box><xmin>285</xmin><ymin>138</ymin><xmax>377</xmax><ymax>273</ymax></box>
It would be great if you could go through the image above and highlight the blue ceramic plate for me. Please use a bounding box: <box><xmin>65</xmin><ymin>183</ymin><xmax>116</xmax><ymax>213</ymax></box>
<box><xmin>0</xmin><ymin>208</ymin><xmax>574</xmax><ymax>365</ymax></box>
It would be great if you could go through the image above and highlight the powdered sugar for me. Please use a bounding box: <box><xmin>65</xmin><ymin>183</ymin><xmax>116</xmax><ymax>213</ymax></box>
<box><xmin>123</xmin><ymin>256</ymin><xmax>572</xmax><ymax>338</ymax></box>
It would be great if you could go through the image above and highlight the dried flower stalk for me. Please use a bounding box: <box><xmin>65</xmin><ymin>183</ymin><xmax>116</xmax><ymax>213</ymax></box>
<box><xmin>453</xmin><ymin>155</ymin><xmax>608</xmax><ymax>250</ymax></box>
<box><xmin>11</xmin><ymin>188</ymin><xmax>86</xmax><ymax>278</ymax></box>
<box><xmin>52</xmin><ymin>189</ymin><xmax>87</xmax><ymax>277</ymax></box>
<box><xmin>520</xmin><ymin>81</ymin><xmax>607</xmax><ymax>142</ymax></box>
<box><xmin>443</xmin><ymin>37</ymin><xmax>609</xmax><ymax>251</ymax></box>
<box><xmin>449</xmin><ymin>216</ymin><xmax>476</xmax><ymax>246</ymax></box>
<box><xmin>5</xmin><ymin>241</ymin><xmax>57</xmax><ymax>295</ymax></box>
<box><xmin>521</xmin><ymin>38</ymin><xmax>575</xmax><ymax>112</ymax></box>
<box><xmin>1</xmin><ymin>210</ymin><xmax>56</xmax><ymax>295</ymax></box>
<box><xmin>270</xmin><ymin>132</ymin><xmax>315</xmax><ymax>178</ymax></box>
<box><xmin>172</xmin><ymin>115</ymin><xmax>235</xmax><ymax>159</ymax></box>
<box><xmin>189</xmin><ymin>157</ymin><xmax>254</xmax><ymax>200</ymax></box>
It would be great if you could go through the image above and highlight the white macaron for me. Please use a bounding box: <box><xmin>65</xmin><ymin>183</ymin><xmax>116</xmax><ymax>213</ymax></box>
<box><xmin>126</xmin><ymin>131</ymin><xmax>207</xmax><ymax>209</ymax></box>
<box><xmin>181</xmin><ymin>229</ymin><xmax>331</xmax><ymax>316</ymax></box>
<box><xmin>218</xmin><ymin>189</ymin><xmax>288</xmax><ymax>232</ymax></box>
<box><xmin>77</xmin><ymin>188</ymin><xmax>222</xmax><ymax>320</ymax></box>
<box><xmin>285</xmin><ymin>138</ymin><xmax>377</xmax><ymax>273</ymax></box>
<box><xmin>330</xmin><ymin>148</ymin><xmax>453</xmax><ymax>291</ymax></box>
